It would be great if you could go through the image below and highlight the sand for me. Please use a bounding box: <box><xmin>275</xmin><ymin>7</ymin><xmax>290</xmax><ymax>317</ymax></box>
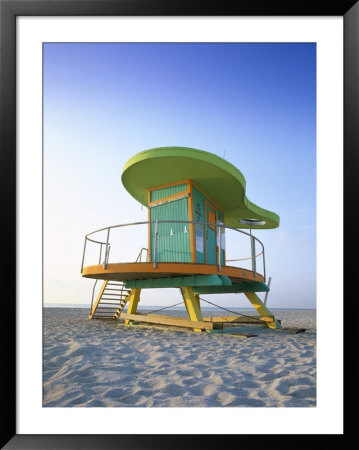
<box><xmin>43</xmin><ymin>308</ymin><xmax>316</xmax><ymax>407</ymax></box>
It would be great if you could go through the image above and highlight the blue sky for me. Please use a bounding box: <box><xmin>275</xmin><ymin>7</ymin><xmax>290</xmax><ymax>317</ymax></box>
<box><xmin>43</xmin><ymin>43</ymin><xmax>316</xmax><ymax>308</ymax></box>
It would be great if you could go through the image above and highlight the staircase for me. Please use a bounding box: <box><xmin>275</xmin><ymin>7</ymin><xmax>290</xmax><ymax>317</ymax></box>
<box><xmin>89</xmin><ymin>280</ymin><xmax>131</xmax><ymax>320</ymax></box>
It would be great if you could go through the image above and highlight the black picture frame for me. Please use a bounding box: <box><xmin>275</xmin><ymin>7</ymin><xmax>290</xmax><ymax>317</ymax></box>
<box><xmin>1</xmin><ymin>1</ymin><xmax>356</xmax><ymax>448</ymax></box>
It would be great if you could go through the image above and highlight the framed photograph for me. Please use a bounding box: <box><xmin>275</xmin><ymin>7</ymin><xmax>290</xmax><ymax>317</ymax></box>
<box><xmin>2</xmin><ymin>0</ymin><xmax>356</xmax><ymax>448</ymax></box>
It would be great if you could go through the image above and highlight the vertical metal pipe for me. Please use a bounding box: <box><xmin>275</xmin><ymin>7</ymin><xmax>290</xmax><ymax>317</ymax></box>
<box><xmin>217</xmin><ymin>224</ymin><xmax>222</xmax><ymax>272</ymax></box>
<box><xmin>262</xmin><ymin>245</ymin><xmax>266</xmax><ymax>282</ymax></box>
<box><xmin>103</xmin><ymin>228</ymin><xmax>110</xmax><ymax>269</ymax></box>
<box><xmin>90</xmin><ymin>279</ymin><xmax>98</xmax><ymax>315</ymax></box>
<box><xmin>251</xmin><ymin>236</ymin><xmax>256</xmax><ymax>275</ymax></box>
<box><xmin>153</xmin><ymin>220</ymin><xmax>158</xmax><ymax>268</ymax></box>
<box><xmin>264</xmin><ymin>276</ymin><xmax>272</xmax><ymax>305</ymax></box>
<box><xmin>81</xmin><ymin>238</ymin><xmax>87</xmax><ymax>273</ymax></box>
<box><xmin>98</xmin><ymin>243</ymin><xmax>103</xmax><ymax>265</ymax></box>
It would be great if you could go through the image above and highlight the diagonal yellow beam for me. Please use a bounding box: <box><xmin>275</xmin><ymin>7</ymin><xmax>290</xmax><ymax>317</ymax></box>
<box><xmin>180</xmin><ymin>287</ymin><xmax>203</xmax><ymax>332</ymax></box>
<box><xmin>243</xmin><ymin>292</ymin><xmax>282</xmax><ymax>329</ymax></box>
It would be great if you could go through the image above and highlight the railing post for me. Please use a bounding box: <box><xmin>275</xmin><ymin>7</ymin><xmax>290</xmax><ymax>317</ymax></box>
<box><xmin>262</xmin><ymin>245</ymin><xmax>266</xmax><ymax>282</ymax></box>
<box><xmin>103</xmin><ymin>228</ymin><xmax>110</xmax><ymax>269</ymax></box>
<box><xmin>251</xmin><ymin>235</ymin><xmax>256</xmax><ymax>275</ymax></box>
<box><xmin>264</xmin><ymin>276</ymin><xmax>271</xmax><ymax>305</ymax></box>
<box><xmin>90</xmin><ymin>279</ymin><xmax>99</xmax><ymax>315</ymax></box>
<box><xmin>81</xmin><ymin>237</ymin><xmax>87</xmax><ymax>273</ymax></box>
<box><xmin>153</xmin><ymin>220</ymin><xmax>159</xmax><ymax>268</ymax></box>
<box><xmin>98</xmin><ymin>243</ymin><xmax>103</xmax><ymax>265</ymax></box>
<box><xmin>217</xmin><ymin>223</ymin><xmax>222</xmax><ymax>272</ymax></box>
<box><xmin>106</xmin><ymin>245</ymin><xmax>111</xmax><ymax>265</ymax></box>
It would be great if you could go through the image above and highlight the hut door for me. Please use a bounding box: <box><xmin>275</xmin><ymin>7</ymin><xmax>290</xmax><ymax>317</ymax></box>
<box><xmin>150</xmin><ymin>198</ymin><xmax>191</xmax><ymax>263</ymax></box>
<box><xmin>205</xmin><ymin>203</ymin><xmax>217</xmax><ymax>264</ymax></box>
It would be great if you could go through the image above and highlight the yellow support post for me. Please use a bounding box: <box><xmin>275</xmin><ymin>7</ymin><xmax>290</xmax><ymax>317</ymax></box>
<box><xmin>124</xmin><ymin>288</ymin><xmax>141</xmax><ymax>325</ymax></box>
<box><xmin>194</xmin><ymin>293</ymin><xmax>201</xmax><ymax>310</ymax></box>
<box><xmin>243</xmin><ymin>292</ymin><xmax>282</xmax><ymax>329</ymax></box>
<box><xmin>180</xmin><ymin>287</ymin><xmax>203</xmax><ymax>332</ymax></box>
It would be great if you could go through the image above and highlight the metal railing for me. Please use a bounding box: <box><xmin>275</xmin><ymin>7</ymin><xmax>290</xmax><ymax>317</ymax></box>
<box><xmin>81</xmin><ymin>220</ymin><xmax>266</xmax><ymax>281</ymax></box>
<box><xmin>135</xmin><ymin>247</ymin><xmax>149</xmax><ymax>262</ymax></box>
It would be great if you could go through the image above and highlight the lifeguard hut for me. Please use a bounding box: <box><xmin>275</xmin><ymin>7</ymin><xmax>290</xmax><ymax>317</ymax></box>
<box><xmin>81</xmin><ymin>147</ymin><xmax>282</xmax><ymax>332</ymax></box>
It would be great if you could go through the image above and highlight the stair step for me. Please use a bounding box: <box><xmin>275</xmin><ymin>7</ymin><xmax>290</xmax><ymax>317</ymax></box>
<box><xmin>96</xmin><ymin>307</ymin><xmax>119</xmax><ymax>311</ymax></box>
<box><xmin>94</xmin><ymin>313</ymin><xmax>117</xmax><ymax>316</ymax></box>
<box><xmin>94</xmin><ymin>312</ymin><xmax>117</xmax><ymax>316</ymax></box>
<box><xmin>102</xmin><ymin>293</ymin><xmax>124</xmax><ymax>296</ymax></box>
<box><xmin>95</xmin><ymin>306</ymin><xmax>119</xmax><ymax>312</ymax></box>
<box><xmin>101</xmin><ymin>299</ymin><xmax>124</xmax><ymax>302</ymax></box>
<box><xmin>102</xmin><ymin>291</ymin><xmax>129</xmax><ymax>295</ymax></box>
<box><xmin>88</xmin><ymin>279</ymin><xmax>132</xmax><ymax>320</ymax></box>
<box><xmin>93</xmin><ymin>316</ymin><xmax>116</xmax><ymax>319</ymax></box>
<box><xmin>104</xmin><ymin>288</ymin><xmax>130</xmax><ymax>291</ymax></box>
<box><xmin>99</xmin><ymin>302</ymin><xmax>122</xmax><ymax>305</ymax></box>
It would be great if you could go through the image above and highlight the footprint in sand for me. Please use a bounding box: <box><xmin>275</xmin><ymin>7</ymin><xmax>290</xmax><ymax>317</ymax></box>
<box><xmin>228</xmin><ymin>397</ymin><xmax>266</xmax><ymax>407</ymax></box>
<box><xmin>159</xmin><ymin>383</ymin><xmax>187</xmax><ymax>397</ymax></box>
<box><xmin>104</xmin><ymin>387</ymin><xmax>127</xmax><ymax>399</ymax></box>
<box><xmin>203</xmin><ymin>384</ymin><xmax>218</xmax><ymax>396</ymax></box>
<box><xmin>275</xmin><ymin>376</ymin><xmax>314</xmax><ymax>396</ymax></box>
<box><xmin>118</xmin><ymin>394</ymin><xmax>147</xmax><ymax>406</ymax></box>
<box><xmin>288</xmin><ymin>386</ymin><xmax>316</xmax><ymax>399</ymax></box>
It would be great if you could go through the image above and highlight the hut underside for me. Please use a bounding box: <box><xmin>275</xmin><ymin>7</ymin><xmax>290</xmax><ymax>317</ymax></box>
<box><xmin>83</xmin><ymin>262</ymin><xmax>283</xmax><ymax>331</ymax></box>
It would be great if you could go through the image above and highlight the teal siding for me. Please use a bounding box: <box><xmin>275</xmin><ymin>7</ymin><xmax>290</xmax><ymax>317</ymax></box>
<box><xmin>150</xmin><ymin>198</ymin><xmax>191</xmax><ymax>262</ymax></box>
<box><xmin>192</xmin><ymin>187</ymin><xmax>205</xmax><ymax>263</ymax></box>
<box><xmin>192</xmin><ymin>186</ymin><xmax>225</xmax><ymax>265</ymax></box>
<box><xmin>150</xmin><ymin>183</ymin><xmax>188</xmax><ymax>202</ymax></box>
<box><xmin>206</xmin><ymin>204</ymin><xmax>217</xmax><ymax>264</ymax></box>
<box><xmin>148</xmin><ymin>182</ymin><xmax>224</xmax><ymax>265</ymax></box>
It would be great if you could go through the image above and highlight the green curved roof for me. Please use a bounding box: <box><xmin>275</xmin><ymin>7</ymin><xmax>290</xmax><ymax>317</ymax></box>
<box><xmin>121</xmin><ymin>147</ymin><xmax>279</xmax><ymax>229</ymax></box>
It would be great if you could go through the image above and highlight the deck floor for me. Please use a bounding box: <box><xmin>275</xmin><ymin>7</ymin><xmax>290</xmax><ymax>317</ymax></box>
<box><xmin>81</xmin><ymin>262</ymin><xmax>265</xmax><ymax>284</ymax></box>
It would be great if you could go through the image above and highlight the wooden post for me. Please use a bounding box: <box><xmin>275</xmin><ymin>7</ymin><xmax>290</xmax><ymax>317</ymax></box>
<box><xmin>243</xmin><ymin>292</ymin><xmax>282</xmax><ymax>329</ymax></box>
<box><xmin>180</xmin><ymin>287</ymin><xmax>203</xmax><ymax>332</ymax></box>
<box><xmin>124</xmin><ymin>288</ymin><xmax>141</xmax><ymax>325</ymax></box>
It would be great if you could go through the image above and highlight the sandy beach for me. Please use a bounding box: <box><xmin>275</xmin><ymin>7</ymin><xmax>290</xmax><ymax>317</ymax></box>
<box><xmin>43</xmin><ymin>307</ymin><xmax>316</xmax><ymax>407</ymax></box>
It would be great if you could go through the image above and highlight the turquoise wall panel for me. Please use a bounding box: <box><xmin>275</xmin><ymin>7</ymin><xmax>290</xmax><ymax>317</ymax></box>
<box><xmin>150</xmin><ymin>183</ymin><xmax>188</xmax><ymax>202</ymax></box>
<box><xmin>192</xmin><ymin>186</ymin><xmax>225</xmax><ymax>265</ymax></box>
<box><xmin>150</xmin><ymin>197</ymin><xmax>191</xmax><ymax>262</ymax></box>
<box><xmin>192</xmin><ymin>186</ymin><xmax>205</xmax><ymax>263</ymax></box>
<box><xmin>206</xmin><ymin>204</ymin><xmax>217</xmax><ymax>264</ymax></box>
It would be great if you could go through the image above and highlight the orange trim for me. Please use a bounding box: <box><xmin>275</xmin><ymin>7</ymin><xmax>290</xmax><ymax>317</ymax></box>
<box><xmin>148</xmin><ymin>179</ymin><xmax>191</xmax><ymax>195</ymax></box>
<box><xmin>148</xmin><ymin>189</ymin><xmax>190</xmax><ymax>207</ymax></box>
<box><xmin>188</xmin><ymin>181</ymin><xmax>196</xmax><ymax>263</ymax></box>
<box><xmin>204</xmin><ymin>201</ymin><xmax>216</xmax><ymax>226</ymax></box>
<box><xmin>207</xmin><ymin>209</ymin><xmax>216</xmax><ymax>230</ymax></box>
<box><xmin>82</xmin><ymin>262</ymin><xmax>265</xmax><ymax>283</ymax></box>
